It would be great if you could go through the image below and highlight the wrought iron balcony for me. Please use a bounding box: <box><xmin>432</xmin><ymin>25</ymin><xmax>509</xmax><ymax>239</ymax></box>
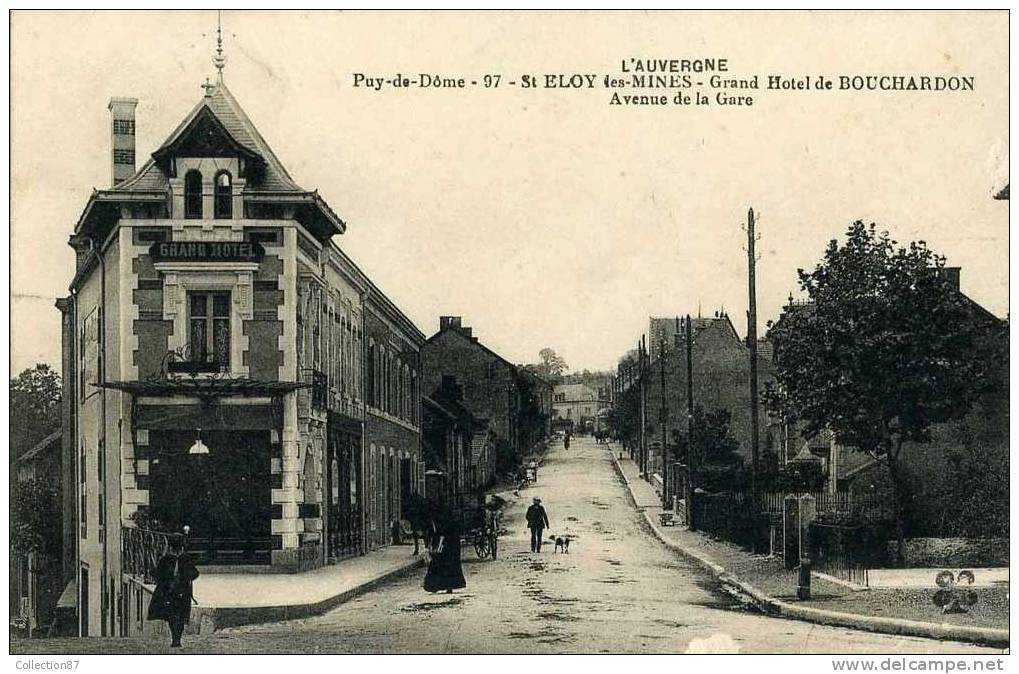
<box><xmin>122</xmin><ymin>526</ymin><xmax>171</xmax><ymax>584</ymax></box>
<box><xmin>162</xmin><ymin>344</ymin><xmax>228</xmax><ymax>376</ymax></box>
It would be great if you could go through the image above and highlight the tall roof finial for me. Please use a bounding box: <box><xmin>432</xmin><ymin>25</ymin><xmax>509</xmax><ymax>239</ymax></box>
<box><xmin>213</xmin><ymin>10</ymin><xmax>226</xmax><ymax>82</ymax></box>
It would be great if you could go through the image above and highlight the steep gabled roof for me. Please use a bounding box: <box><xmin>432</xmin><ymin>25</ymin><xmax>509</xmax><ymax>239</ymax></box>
<box><xmin>148</xmin><ymin>82</ymin><xmax>302</xmax><ymax>192</ymax></box>
<box><xmin>73</xmin><ymin>80</ymin><xmax>344</xmax><ymax>243</ymax></box>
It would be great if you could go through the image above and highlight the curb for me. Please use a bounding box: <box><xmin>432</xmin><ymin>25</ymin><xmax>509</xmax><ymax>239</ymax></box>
<box><xmin>608</xmin><ymin>451</ymin><xmax>1009</xmax><ymax>649</ymax></box>
<box><xmin>194</xmin><ymin>556</ymin><xmax>426</xmax><ymax>633</ymax></box>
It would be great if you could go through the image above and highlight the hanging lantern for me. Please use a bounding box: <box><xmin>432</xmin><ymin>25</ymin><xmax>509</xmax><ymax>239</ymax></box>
<box><xmin>189</xmin><ymin>430</ymin><xmax>210</xmax><ymax>455</ymax></box>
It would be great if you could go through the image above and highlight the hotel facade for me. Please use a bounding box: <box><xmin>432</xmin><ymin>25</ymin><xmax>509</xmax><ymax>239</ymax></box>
<box><xmin>60</xmin><ymin>69</ymin><xmax>424</xmax><ymax>637</ymax></box>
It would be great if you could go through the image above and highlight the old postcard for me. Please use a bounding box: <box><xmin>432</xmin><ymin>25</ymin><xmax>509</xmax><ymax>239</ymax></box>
<box><xmin>7</xmin><ymin>9</ymin><xmax>1009</xmax><ymax>661</ymax></box>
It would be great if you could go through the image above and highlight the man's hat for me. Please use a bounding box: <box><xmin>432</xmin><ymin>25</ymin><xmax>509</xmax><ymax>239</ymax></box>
<box><xmin>533</xmin><ymin>497</ymin><xmax>541</xmax><ymax>503</ymax></box>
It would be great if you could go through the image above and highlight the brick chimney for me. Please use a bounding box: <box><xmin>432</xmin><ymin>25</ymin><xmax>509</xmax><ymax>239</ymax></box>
<box><xmin>938</xmin><ymin>267</ymin><xmax>961</xmax><ymax>292</ymax></box>
<box><xmin>108</xmin><ymin>97</ymin><xmax>138</xmax><ymax>186</ymax></box>
<box><xmin>439</xmin><ymin>316</ymin><xmax>462</xmax><ymax>332</ymax></box>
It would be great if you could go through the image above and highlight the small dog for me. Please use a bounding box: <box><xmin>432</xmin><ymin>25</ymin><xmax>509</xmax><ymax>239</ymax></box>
<box><xmin>553</xmin><ymin>535</ymin><xmax>571</xmax><ymax>554</ymax></box>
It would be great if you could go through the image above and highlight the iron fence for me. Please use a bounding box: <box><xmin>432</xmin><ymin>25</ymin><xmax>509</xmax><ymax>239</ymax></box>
<box><xmin>810</xmin><ymin>522</ymin><xmax>887</xmax><ymax>587</ymax></box>
<box><xmin>762</xmin><ymin>491</ymin><xmax>892</xmax><ymax>523</ymax></box>
<box><xmin>691</xmin><ymin>491</ymin><xmax>768</xmax><ymax>550</ymax></box>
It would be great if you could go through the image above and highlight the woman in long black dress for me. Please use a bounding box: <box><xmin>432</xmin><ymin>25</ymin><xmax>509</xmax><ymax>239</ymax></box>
<box><xmin>423</xmin><ymin>511</ymin><xmax>466</xmax><ymax>594</ymax></box>
<box><xmin>147</xmin><ymin>533</ymin><xmax>200</xmax><ymax>648</ymax></box>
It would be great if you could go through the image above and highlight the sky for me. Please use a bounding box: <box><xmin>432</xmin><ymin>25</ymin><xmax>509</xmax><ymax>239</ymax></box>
<box><xmin>9</xmin><ymin>10</ymin><xmax>1009</xmax><ymax>375</ymax></box>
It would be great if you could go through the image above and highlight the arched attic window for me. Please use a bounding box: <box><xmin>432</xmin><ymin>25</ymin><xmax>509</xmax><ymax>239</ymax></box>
<box><xmin>184</xmin><ymin>170</ymin><xmax>203</xmax><ymax>219</ymax></box>
<box><xmin>214</xmin><ymin>170</ymin><xmax>233</xmax><ymax>219</ymax></box>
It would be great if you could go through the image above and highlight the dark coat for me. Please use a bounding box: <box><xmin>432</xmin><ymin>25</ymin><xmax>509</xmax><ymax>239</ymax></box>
<box><xmin>526</xmin><ymin>504</ymin><xmax>549</xmax><ymax>530</ymax></box>
<box><xmin>147</xmin><ymin>552</ymin><xmax>200</xmax><ymax>623</ymax></box>
<box><xmin>423</xmin><ymin>519</ymin><xmax>466</xmax><ymax>593</ymax></box>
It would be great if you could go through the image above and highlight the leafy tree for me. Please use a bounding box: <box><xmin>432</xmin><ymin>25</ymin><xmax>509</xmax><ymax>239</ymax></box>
<box><xmin>607</xmin><ymin>384</ymin><xmax>639</xmax><ymax>447</ymax></box>
<box><xmin>10</xmin><ymin>364</ymin><xmax>61</xmax><ymax>464</ymax></box>
<box><xmin>768</xmin><ymin>222</ymin><xmax>996</xmax><ymax>565</ymax></box>
<box><xmin>688</xmin><ymin>406</ymin><xmax>743</xmax><ymax>492</ymax></box>
<box><xmin>11</xmin><ymin>477</ymin><xmax>62</xmax><ymax>560</ymax></box>
<box><xmin>538</xmin><ymin>348</ymin><xmax>568</xmax><ymax>377</ymax></box>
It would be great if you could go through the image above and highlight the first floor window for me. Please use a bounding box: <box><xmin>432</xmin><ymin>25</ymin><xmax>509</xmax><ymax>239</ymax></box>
<box><xmin>189</xmin><ymin>291</ymin><xmax>231</xmax><ymax>367</ymax></box>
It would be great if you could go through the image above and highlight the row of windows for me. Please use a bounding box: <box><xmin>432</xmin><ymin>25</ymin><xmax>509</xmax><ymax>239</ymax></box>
<box><xmin>366</xmin><ymin>341</ymin><xmax>418</xmax><ymax>424</ymax></box>
<box><xmin>184</xmin><ymin>169</ymin><xmax>233</xmax><ymax>219</ymax></box>
<box><xmin>298</xmin><ymin>284</ymin><xmax>364</xmax><ymax>407</ymax></box>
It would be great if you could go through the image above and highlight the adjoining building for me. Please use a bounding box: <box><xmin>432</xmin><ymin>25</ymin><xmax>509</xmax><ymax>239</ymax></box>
<box><xmin>421</xmin><ymin>317</ymin><xmax>548</xmax><ymax>477</ymax></box>
<box><xmin>421</xmin><ymin>375</ymin><xmax>494</xmax><ymax>512</ymax></box>
<box><xmin>59</xmin><ymin>59</ymin><xmax>423</xmax><ymax>637</ymax></box>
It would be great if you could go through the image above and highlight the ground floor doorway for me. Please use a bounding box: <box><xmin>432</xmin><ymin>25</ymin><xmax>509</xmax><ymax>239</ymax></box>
<box><xmin>326</xmin><ymin>418</ymin><xmax>362</xmax><ymax>560</ymax></box>
<box><xmin>148</xmin><ymin>430</ymin><xmax>272</xmax><ymax>565</ymax></box>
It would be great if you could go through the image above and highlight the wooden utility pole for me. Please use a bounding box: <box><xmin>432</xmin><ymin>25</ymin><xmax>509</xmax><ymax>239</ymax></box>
<box><xmin>746</xmin><ymin>208</ymin><xmax>761</xmax><ymax>507</ymax></box>
<box><xmin>640</xmin><ymin>336</ymin><xmax>649</xmax><ymax>478</ymax></box>
<box><xmin>685</xmin><ymin>315</ymin><xmax>695</xmax><ymax>529</ymax></box>
<box><xmin>659</xmin><ymin>338</ymin><xmax>669</xmax><ymax>508</ymax></box>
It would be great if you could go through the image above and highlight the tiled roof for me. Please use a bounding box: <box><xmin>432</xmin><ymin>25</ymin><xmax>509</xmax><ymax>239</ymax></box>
<box><xmin>14</xmin><ymin>430</ymin><xmax>60</xmax><ymax>465</ymax></box>
<box><xmin>116</xmin><ymin>158</ymin><xmax>170</xmax><ymax>192</ymax></box>
<box><xmin>117</xmin><ymin>81</ymin><xmax>302</xmax><ymax>193</ymax></box>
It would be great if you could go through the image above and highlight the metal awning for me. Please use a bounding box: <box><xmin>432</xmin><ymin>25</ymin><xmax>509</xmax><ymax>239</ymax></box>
<box><xmin>97</xmin><ymin>378</ymin><xmax>309</xmax><ymax>398</ymax></box>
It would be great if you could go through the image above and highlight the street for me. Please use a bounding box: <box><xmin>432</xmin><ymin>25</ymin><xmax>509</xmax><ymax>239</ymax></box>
<box><xmin>19</xmin><ymin>436</ymin><xmax>997</xmax><ymax>655</ymax></box>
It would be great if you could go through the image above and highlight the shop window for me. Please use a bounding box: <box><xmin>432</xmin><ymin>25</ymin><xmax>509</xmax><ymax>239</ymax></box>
<box><xmin>188</xmin><ymin>291</ymin><xmax>231</xmax><ymax>368</ymax></box>
<box><xmin>214</xmin><ymin>170</ymin><xmax>233</xmax><ymax>219</ymax></box>
<box><xmin>184</xmin><ymin>170</ymin><xmax>203</xmax><ymax>219</ymax></box>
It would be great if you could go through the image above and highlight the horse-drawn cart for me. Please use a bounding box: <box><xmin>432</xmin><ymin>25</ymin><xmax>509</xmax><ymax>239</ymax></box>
<box><xmin>461</xmin><ymin>505</ymin><xmax>500</xmax><ymax>560</ymax></box>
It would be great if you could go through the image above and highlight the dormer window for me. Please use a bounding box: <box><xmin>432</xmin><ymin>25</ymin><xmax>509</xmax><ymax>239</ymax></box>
<box><xmin>184</xmin><ymin>170</ymin><xmax>203</xmax><ymax>219</ymax></box>
<box><xmin>214</xmin><ymin>170</ymin><xmax>233</xmax><ymax>219</ymax></box>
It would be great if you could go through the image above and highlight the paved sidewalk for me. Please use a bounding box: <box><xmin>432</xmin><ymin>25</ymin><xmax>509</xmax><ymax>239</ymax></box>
<box><xmin>192</xmin><ymin>545</ymin><xmax>424</xmax><ymax>631</ymax></box>
<box><xmin>609</xmin><ymin>445</ymin><xmax>1009</xmax><ymax>648</ymax></box>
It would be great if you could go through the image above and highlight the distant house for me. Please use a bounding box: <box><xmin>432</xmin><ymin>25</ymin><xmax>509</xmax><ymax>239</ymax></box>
<box><xmin>422</xmin><ymin>316</ymin><xmax>547</xmax><ymax>473</ymax></box>
<box><xmin>552</xmin><ymin>383</ymin><xmax>601</xmax><ymax>429</ymax></box>
<box><xmin>13</xmin><ymin>430</ymin><xmax>60</xmax><ymax>484</ymax></box>
<box><xmin>645</xmin><ymin>313</ymin><xmax>774</xmax><ymax>466</ymax></box>
<box><xmin>11</xmin><ymin>431</ymin><xmax>66</xmax><ymax>636</ymax></box>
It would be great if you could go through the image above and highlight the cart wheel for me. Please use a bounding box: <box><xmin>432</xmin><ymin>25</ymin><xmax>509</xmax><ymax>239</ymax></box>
<box><xmin>474</xmin><ymin>534</ymin><xmax>490</xmax><ymax>559</ymax></box>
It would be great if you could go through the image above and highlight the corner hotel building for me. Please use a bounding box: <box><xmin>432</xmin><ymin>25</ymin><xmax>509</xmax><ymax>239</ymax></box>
<box><xmin>60</xmin><ymin>61</ymin><xmax>425</xmax><ymax>637</ymax></box>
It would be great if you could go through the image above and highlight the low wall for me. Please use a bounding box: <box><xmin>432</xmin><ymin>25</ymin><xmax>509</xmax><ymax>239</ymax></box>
<box><xmin>889</xmin><ymin>537</ymin><xmax>1008</xmax><ymax>568</ymax></box>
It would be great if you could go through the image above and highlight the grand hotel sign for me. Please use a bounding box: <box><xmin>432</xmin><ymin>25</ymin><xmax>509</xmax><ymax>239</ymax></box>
<box><xmin>149</xmin><ymin>240</ymin><xmax>266</xmax><ymax>264</ymax></box>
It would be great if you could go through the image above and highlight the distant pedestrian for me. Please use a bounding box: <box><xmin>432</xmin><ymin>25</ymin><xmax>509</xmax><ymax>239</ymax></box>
<box><xmin>526</xmin><ymin>497</ymin><xmax>550</xmax><ymax>553</ymax></box>
<box><xmin>147</xmin><ymin>533</ymin><xmax>200</xmax><ymax>648</ymax></box>
<box><xmin>423</xmin><ymin>509</ymin><xmax>466</xmax><ymax>594</ymax></box>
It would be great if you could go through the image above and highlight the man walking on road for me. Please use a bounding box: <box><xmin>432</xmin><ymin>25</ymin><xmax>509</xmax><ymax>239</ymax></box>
<box><xmin>526</xmin><ymin>497</ymin><xmax>550</xmax><ymax>553</ymax></box>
